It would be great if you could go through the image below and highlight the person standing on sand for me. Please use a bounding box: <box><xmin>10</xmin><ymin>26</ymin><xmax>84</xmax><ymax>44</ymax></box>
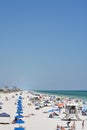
<box><xmin>82</xmin><ymin>120</ymin><xmax>84</xmax><ymax>129</ymax></box>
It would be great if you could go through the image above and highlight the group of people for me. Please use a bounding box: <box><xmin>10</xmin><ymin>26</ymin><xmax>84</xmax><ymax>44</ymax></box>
<box><xmin>56</xmin><ymin>120</ymin><xmax>85</xmax><ymax>130</ymax></box>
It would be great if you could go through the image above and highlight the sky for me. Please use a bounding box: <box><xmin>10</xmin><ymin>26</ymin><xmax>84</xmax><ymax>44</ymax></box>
<box><xmin>0</xmin><ymin>0</ymin><xmax>87</xmax><ymax>90</ymax></box>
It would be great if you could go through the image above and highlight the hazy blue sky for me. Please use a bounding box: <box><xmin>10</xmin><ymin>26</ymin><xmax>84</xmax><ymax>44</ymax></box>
<box><xmin>0</xmin><ymin>0</ymin><xmax>87</xmax><ymax>90</ymax></box>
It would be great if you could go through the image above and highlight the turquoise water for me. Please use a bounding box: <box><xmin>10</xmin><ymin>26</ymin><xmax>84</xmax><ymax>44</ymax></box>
<box><xmin>35</xmin><ymin>90</ymin><xmax>87</xmax><ymax>101</ymax></box>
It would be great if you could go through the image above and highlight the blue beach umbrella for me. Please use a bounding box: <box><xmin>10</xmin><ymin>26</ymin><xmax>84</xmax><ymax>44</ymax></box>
<box><xmin>14</xmin><ymin>128</ymin><xmax>24</xmax><ymax>130</ymax></box>
<box><xmin>17</xmin><ymin>107</ymin><xmax>22</xmax><ymax>110</ymax></box>
<box><xmin>17</xmin><ymin>103</ymin><xmax>22</xmax><ymax>106</ymax></box>
<box><xmin>17</xmin><ymin>107</ymin><xmax>23</xmax><ymax>113</ymax></box>
<box><xmin>17</xmin><ymin>109</ymin><xmax>23</xmax><ymax>112</ymax></box>
<box><xmin>17</xmin><ymin>102</ymin><xmax>22</xmax><ymax>105</ymax></box>
<box><xmin>48</xmin><ymin>108</ymin><xmax>60</xmax><ymax>113</ymax></box>
<box><xmin>48</xmin><ymin>109</ymin><xmax>54</xmax><ymax>113</ymax></box>
<box><xmin>15</xmin><ymin>119</ymin><xmax>25</xmax><ymax>127</ymax></box>
<box><xmin>14</xmin><ymin>127</ymin><xmax>24</xmax><ymax>130</ymax></box>
<box><xmin>17</xmin><ymin>108</ymin><xmax>23</xmax><ymax>111</ymax></box>
<box><xmin>17</xmin><ymin>106</ymin><xmax>23</xmax><ymax>108</ymax></box>
<box><xmin>19</xmin><ymin>96</ymin><xmax>22</xmax><ymax>99</ymax></box>
<box><xmin>18</xmin><ymin>98</ymin><xmax>22</xmax><ymax>101</ymax></box>
<box><xmin>54</xmin><ymin>108</ymin><xmax>60</xmax><ymax>112</ymax></box>
<box><xmin>17</xmin><ymin>101</ymin><xmax>22</xmax><ymax>104</ymax></box>
<box><xmin>17</xmin><ymin>105</ymin><xmax>22</xmax><ymax>108</ymax></box>
<box><xmin>17</xmin><ymin>104</ymin><xmax>22</xmax><ymax>107</ymax></box>
<box><xmin>18</xmin><ymin>99</ymin><xmax>22</xmax><ymax>102</ymax></box>
<box><xmin>17</xmin><ymin>104</ymin><xmax>23</xmax><ymax>108</ymax></box>
<box><xmin>16</xmin><ymin>109</ymin><xmax>23</xmax><ymax>112</ymax></box>
<box><xmin>16</xmin><ymin>119</ymin><xmax>25</xmax><ymax>124</ymax></box>
<box><xmin>15</xmin><ymin>115</ymin><xmax>24</xmax><ymax>118</ymax></box>
<box><xmin>16</xmin><ymin>111</ymin><xmax>23</xmax><ymax>114</ymax></box>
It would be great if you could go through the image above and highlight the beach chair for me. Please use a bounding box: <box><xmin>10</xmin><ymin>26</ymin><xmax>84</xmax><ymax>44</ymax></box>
<box><xmin>14</xmin><ymin>127</ymin><xmax>25</xmax><ymax>130</ymax></box>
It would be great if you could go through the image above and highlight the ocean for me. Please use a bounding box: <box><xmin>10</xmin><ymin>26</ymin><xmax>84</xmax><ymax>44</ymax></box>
<box><xmin>35</xmin><ymin>90</ymin><xmax>87</xmax><ymax>101</ymax></box>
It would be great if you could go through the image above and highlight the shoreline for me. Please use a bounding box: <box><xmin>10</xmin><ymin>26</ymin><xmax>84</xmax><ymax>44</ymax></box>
<box><xmin>33</xmin><ymin>90</ymin><xmax>87</xmax><ymax>101</ymax></box>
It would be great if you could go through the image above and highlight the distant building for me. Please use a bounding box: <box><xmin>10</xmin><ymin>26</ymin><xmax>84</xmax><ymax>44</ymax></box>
<box><xmin>3</xmin><ymin>86</ymin><xmax>10</xmax><ymax>92</ymax></box>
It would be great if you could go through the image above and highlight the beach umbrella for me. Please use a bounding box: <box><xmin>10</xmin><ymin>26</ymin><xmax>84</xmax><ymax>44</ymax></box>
<box><xmin>17</xmin><ymin>108</ymin><xmax>23</xmax><ymax>111</ymax></box>
<box><xmin>54</xmin><ymin>108</ymin><xmax>60</xmax><ymax>112</ymax></box>
<box><xmin>18</xmin><ymin>98</ymin><xmax>22</xmax><ymax>101</ymax></box>
<box><xmin>16</xmin><ymin>111</ymin><xmax>23</xmax><ymax>114</ymax></box>
<box><xmin>16</xmin><ymin>118</ymin><xmax>24</xmax><ymax>123</ymax></box>
<box><xmin>18</xmin><ymin>99</ymin><xmax>22</xmax><ymax>101</ymax></box>
<box><xmin>17</xmin><ymin>103</ymin><xmax>22</xmax><ymax>106</ymax></box>
<box><xmin>48</xmin><ymin>108</ymin><xmax>60</xmax><ymax>113</ymax></box>
<box><xmin>56</xmin><ymin>103</ymin><xmax>64</xmax><ymax>108</ymax></box>
<box><xmin>17</xmin><ymin>100</ymin><xmax>22</xmax><ymax>103</ymax></box>
<box><xmin>15</xmin><ymin>115</ymin><xmax>24</xmax><ymax>118</ymax></box>
<box><xmin>17</xmin><ymin>106</ymin><xmax>23</xmax><ymax>110</ymax></box>
<box><xmin>15</xmin><ymin>119</ymin><xmax>25</xmax><ymax>127</ymax></box>
<box><xmin>0</xmin><ymin>112</ymin><xmax>11</xmax><ymax>124</ymax></box>
<box><xmin>19</xmin><ymin>96</ymin><xmax>22</xmax><ymax>99</ymax></box>
<box><xmin>17</xmin><ymin>107</ymin><xmax>23</xmax><ymax>111</ymax></box>
<box><xmin>14</xmin><ymin>127</ymin><xmax>24</xmax><ymax>130</ymax></box>
<box><xmin>17</xmin><ymin>102</ymin><xmax>22</xmax><ymax>105</ymax></box>
<box><xmin>17</xmin><ymin>101</ymin><xmax>22</xmax><ymax>105</ymax></box>
<box><xmin>0</xmin><ymin>112</ymin><xmax>10</xmax><ymax>117</ymax></box>
<box><xmin>17</xmin><ymin>101</ymin><xmax>22</xmax><ymax>103</ymax></box>
<box><xmin>17</xmin><ymin>103</ymin><xmax>22</xmax><ymax>105</ymax></box>
<box><xmin>17</xmin><ymin>104</ymin><xmax>23</xmax><ymax>108</ymax></box>
<box><xmin>48</xmin><ymin>109</ymin><xmax>54</xmax><ymax>113</ymax></box>
<box><xmin>52</xmin><ymin>106</ymin><xmax>60</xmax><ymax>111</ymax></box>
<box><xmin>17</xmin><ymin>104</ymin><xmax>22</xmax><ymax>107</ymax></box>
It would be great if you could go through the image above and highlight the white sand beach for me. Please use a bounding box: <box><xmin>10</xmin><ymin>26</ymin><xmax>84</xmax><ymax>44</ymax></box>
<box><xmin>0</xmin><ymin>91</ymin><xmax>87</xmax><ymax>130</ymax></box>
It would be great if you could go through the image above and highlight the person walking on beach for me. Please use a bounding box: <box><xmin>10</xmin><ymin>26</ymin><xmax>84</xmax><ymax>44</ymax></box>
<box><xmin>82</xmin><ymin>120</ymin><xmax>84</xmax><ymax>129</ymax></box>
